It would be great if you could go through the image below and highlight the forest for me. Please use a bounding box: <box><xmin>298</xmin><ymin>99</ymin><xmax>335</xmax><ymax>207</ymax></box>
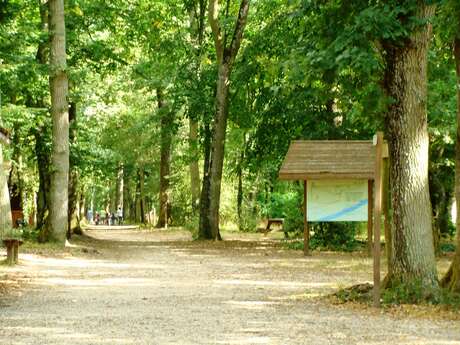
<box><xmin>1</xmin><ymin>1</ymin><xmax>460</xmax><ymax>340</ymax></box>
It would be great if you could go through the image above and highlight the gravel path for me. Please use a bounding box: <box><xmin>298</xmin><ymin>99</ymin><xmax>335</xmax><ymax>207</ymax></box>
<box><xmin>1</xmin><ymin>228</ymin><xmax>459</xmax><ymax>345</ymax></box>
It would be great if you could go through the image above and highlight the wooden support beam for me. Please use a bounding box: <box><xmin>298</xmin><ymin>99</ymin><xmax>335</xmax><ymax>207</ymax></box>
<box><xmin>303</xmin><ymin>180</ymin><xmax>310</xmax><ymax>256</ymax></box>
<box><xmin>382</xmin><ymin>158</ymin><xmax>392</xmax><ymax>268</ymax></box>
<box><xmin>373</xmin><ymin>132</ymin><xmax>384</xmax><ymax>308</ymax></box>
<box><xmin>367</xmin><ymin>180</ymin><xmax>373</xmax><ymax>256</ymax></box>
<box><xmin>6</xmin><ymin>243</ymin><xmax>14</xmax><ymax>265</ymax></box>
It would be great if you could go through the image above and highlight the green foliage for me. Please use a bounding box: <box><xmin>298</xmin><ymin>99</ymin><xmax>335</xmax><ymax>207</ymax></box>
<box><xmin>282</xmin><ymin>239</ymin><xmax>305</xmax><ymax>251</ymax></box>
<box><xmin>381</xmin><ymin>279</ymin><xmax>458</xmax><ymax>306</ymax></box>
<box><xmin>20</xmin><ymin>226</ymin><xmax>39</xmax><ymax>242</ymax></box>
<box><xmin>0</xmin><ymin>227</ymin><xmax>23</xmax><ymax>240</ymax></box>
<box><xmin>310</xmin><ymin>222</ymin><xmax>361</xmax><ymax>252</ymax></box>
<box><xmin>334</xmin><ymin>283</ymin><xmax>373</xmax><ymax>304</ymax></box>
<box><xmin>335</xmin><ymin>281</ymin><xmax>460</xmax><ymax>309</ymax></box>
<box><xmin>282</xmin><ymin>222</ymin><xmax>361</xmax><ymax>252</ymax></box>
<box><xmin>441</xmin><ymin>242</ymin><xmax>456</xmax><ymax>253</ymax></box>
<box><xmin>0</xmin><ymin>0</ymin><xmax>458</xmax><ymax>264</ymax></box>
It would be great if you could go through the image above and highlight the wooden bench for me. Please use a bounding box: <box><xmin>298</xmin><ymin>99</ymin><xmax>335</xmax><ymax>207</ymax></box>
<box><xmin>259</xmin><ymin>218</ymin><xmax>285</xmax><ymax>236</ymax></box>
<box><xmin>2</xmin><ymin>239</ymin><xmax>23</xmax><ymax>265</ymax></box>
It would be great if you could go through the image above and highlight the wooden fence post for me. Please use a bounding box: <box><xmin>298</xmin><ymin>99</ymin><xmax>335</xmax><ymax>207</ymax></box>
<box><xmin>373</xmin><ymin>132</ymin><xmax>384</xmax><ymax>308</ymax></box>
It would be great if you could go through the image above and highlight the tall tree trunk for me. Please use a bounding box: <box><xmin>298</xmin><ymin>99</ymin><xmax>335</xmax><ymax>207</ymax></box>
<box><xmin>189</xmin><ymin>119</ymin><xmax>201</xmax><ymax>211</ymax></box>
<box><xmin>429</xmin><ymin>172</ymin><xmax>452</xmax><ymax>256</ymax></box>
<box><xmin>123</xmin><ymin>171</ymin><xmax>131</xmax><ymax>222</ymax></box>
<box><xmin>34</xmin><ymin>127</ymin><xmax>51</xmax><ymax>232</ymax></box>
<box><xmin>139</xmin><ymin>166</ymin><xmax>146</xmax><ymax>224</ymax></box>
<box><xmin>383</xmin><ymin>3</ymin><xmax>438</xmax><ymax>288</ymax></box>
<box><xmin>135</xmin><ymin>167</ymin><xmax>146</xmax><ymax>224</ymax></box>
<box><xmin>8</xmin><ymin>123</ymin><xmax>24</xmax><ymax>228</ymax></box>
<box><xmin>67</xmin><ymin>103</ymin><xmax>81</xmax><ymax>239</ymax></box>
<box><xmin>187</xmin><ymin>0</ymin><xmax>205</xmax><ymax>214</ymax></box>
<box><xmin>48</xmin><ymin>0</ymin><xmax>69</xmax><ymax>243</ymax></box>
<box><xmin>198</xmin><ymin>122</ymin><xmax>213</xmax><ymax>239</ymax></box>
<box><xmin>441</xmin><ymin>36</ymin><xmax>460</xmax><ymax>292</ymax></box>
<box><xmin>208</xmin><ymin>63</ymin><xmax>231</xmax><ymax>239</ymax></box>
<box><xmin>156</xmin><ymin>89</ymin><xmax>173</xmax><ymax>228</ymax></box>
<box><xmin>198</xmin><ymin>0</ymin><xmax>250</xmax><ymax>240</ymax></box>
<box><xmin>237</xmin><ymin>136</ymin><xmax>245</xmax><ymax>230</ymax></box>
<box><xmin>116</xmin><ymin>164</ymin><xmax>124</xmax><ymax>210</ymax></box>
<box><xmin>34</xmin><ymin>0</ymin><xmax>50</xmax><ymax>232</ymax></box>
<box><xmin>78</xmin><ymin>191</ymin><xmax>85</xmax><ymax>223</ymax></box>
<box><xmin>0</xmin><ymin>136</ymin><xmax>12</xmax><ymax>234</ymax></box>
<box><xmin>135</xmin><ymin>182</ymin><xmax>140</xmax><ymax>223</ymax></box>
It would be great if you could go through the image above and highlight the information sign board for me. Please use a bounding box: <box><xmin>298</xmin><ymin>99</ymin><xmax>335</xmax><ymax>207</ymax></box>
<box><xmin>307</xmin><ymin>180</ymin><xmax>368</xmax><ymax>222</ymax></box>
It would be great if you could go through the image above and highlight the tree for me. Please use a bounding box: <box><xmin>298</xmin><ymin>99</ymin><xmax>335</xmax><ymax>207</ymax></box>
<box><xmin>198</xmin><ymin>0</ymin><xmax>250</xmax><ymax>240</ymax></box>
<box><xmin>156</xmin><ymin>88</ymin><xmax>173</xmax><ymax>228</ymax></box>
<box><xmin>67</xmin><ymin>102</ymin><xmax>82</xmax><ymax>238</ymax></box>
<box><xmin>441</xmin><ymin>0</ymin><xmax>460</xmax><ymax>293</ymax></box>
<box><xmin>186</xmin><ymin>0</ymin><xmax>206</xmax><ymax>213</ymax></box>
<box><xmin>48</xmin><ymin>0</ymin><xmax>69</xmax><ymax>243</ymax></box>
<box><xmin>382</xmin><ymin>2</ymin><xmax>438</xmax><ymax>288</ymax></box>
<box><xmin>0</xmin><ymin>128</ymin><xmax>12</xmax><ymax>233</ymax></box>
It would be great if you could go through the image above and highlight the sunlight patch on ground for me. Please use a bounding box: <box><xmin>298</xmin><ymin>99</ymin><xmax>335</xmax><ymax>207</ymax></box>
<box><xmin>223</xmin><ymin>300</ymin><xmax>280</xmax><ymax>310</ymax></box>
<box><xmin>359</xmin><ymin>340</ymin><xmax>460</xmax><ymax>345</ymax></box>
<box><xmin>2</xmin><ymin>326</ymin><xmax>133</xmax><ymax>345</ymax></box>
<box><xmin>36</xmin><ymin>277</ymin><xmax>162</xmax><ymax>288</ymax></box>
<box><xmin>214</xmin><ymin>279</ymin><xmax>308</xmax><ymax>289</ymax></box>
<box><xmin>18</xmin><ymin>254</ymin><xmax>130</xmax><ymax>269</ymax></box>
<box><xmin>216</xmin><ymin>335</ymin><xmax>271</xmax><ymax>344</ymax></box>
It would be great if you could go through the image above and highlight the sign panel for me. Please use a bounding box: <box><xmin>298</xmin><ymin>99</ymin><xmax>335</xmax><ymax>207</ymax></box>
<box><xmin>307</xmin><ymin>180</ymin><xmax>368</xmax><ymax>222</ymax></box>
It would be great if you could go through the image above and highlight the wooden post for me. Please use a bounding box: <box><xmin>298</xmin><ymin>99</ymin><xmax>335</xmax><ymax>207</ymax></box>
<box><xmin>303</xmin><ymin>180</ymin><xmax>310</xmax><ymax>256</ymax></box>
<box><xmin>382</xmin><ymin>157</ymin><xmax>392</xmax><ymax>269</ymax></box>
<box><xmin>367</xmin><ymin>180</ymin><xmax>373</xmax><ymax>256</ymax></box>
<box><xmin>13</xmin><ymin>241</ymin><xmax>19</xmax><ymax>263</ymax></box>
<box><xmin>6</xmin><ymin>243</ymin><xmax>14</xmax><ymax>265</ymax></box>
<box><xmin>373</xmin><ymin>132</ymin><xmax>384</xmax><ymax>307</ymax></box>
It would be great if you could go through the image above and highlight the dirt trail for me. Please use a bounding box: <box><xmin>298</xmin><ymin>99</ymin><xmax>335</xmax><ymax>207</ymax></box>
<box><xmin>0</xmin><ymin>228</ymin><xmax>459</xmax><ymax>345</ymax></box>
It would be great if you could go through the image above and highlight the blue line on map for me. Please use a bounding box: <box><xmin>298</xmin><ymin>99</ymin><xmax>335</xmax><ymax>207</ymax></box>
<box><xmin>317</xmin><ymin>199</ymin><xmax>368</xmax><ymax>221</ymax></box>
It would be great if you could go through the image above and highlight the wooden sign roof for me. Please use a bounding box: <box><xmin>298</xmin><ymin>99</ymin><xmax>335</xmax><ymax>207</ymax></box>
<box><xmin>279</xmin><ymin>140</ymin><xmax>379</xmax><ymax>180</ymax></box>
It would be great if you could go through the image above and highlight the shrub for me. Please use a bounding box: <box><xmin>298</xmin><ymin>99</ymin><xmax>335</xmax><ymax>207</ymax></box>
<box><xmin>0</xmin><ymin>228</ymin><xmax>23</xmax><ymax>240</ymax></box>
<box><xmin>310</xmin><ymin>222</ymin><xmax>360</xmax><ymax>251</ymax></box>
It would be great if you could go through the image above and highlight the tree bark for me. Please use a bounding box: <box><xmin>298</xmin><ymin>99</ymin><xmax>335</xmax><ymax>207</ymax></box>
<box><xmin>139</xmin><ymin>166</ymin><xmax>145</xmax><ymax>224</ymax></box>
<box><xmin>441</xmin><ymin>36</ymin><xmax>460</xmax><ymax>292</ymax></box>
<box><xmin>189</xmin><ymin>119</ymin><xmax>201</xmax><ymax>211</ymax></box>
<box><xmin>156</xmin><ymin>89</ymin><xmax>173</xmax><ymax>228</ymax></box>
<box><xmin>48</xmin><ymin>0</ymin><xmax>69</xmax><ymax>244</ymax></box>
<box><xmin>78</xmin><ymin>191</ymin><xmax>85</xmax><ymax>225</ymax></box>
<box><xmin>382</xmin><ymin>3</ymin><xmax>438</xmax><ymax>288</ymax></box>
<box><xmin>0</xmin><ymin>142</ymin><xmax>12</xmax><ymax>234</ymax></box>
<box><xmin>135</xmin><ymin>167</ymin><xmax>146</xmax><ymax>224</ymax></box>
<box><xmin>429</xmin><ymin>171</ymin><xmax>452</xmax><ymax>256</ymax></box>
<box><xmin>8</xmin><ymin>124</ymin><xmax>24</xmax><ymax>224</ymax></box>
<box><xmin>187</xmin><ymin>0</ymin><xmax>205</xmax><ymax>214</ymax></box>
<box><xmin>116</xmin><ymin>164</ymin><xmax>124</xmax><ymax>210</ymax></box>
<box><xmin>34</xmin><ymin>0</ymin><xmax>50</xmax><ymax>233</ymax></box>
<box><xmin>198</xmin><ymin>0</ymin><xmax>250</xmax><ymax>240</ymax></box>
<box><xmin>237</xmin><ymin>135</ymin><xmax>246</xmax><ymax>230</ymax></box>
<box><xmin>208</xmin><ymin>63</ymin><xmax>231</xmax><ymax>239</ymax></box>
<box><xmin>123</xmin><ymin>171</ymin><xmax>131</xmax><ymax>222</ymax></box>
<box><xmin>67</xmin><ymin>102</ymin><xmax>81</xmax><ymax>239</ymax></box>
<box><xmin>198</xmin><ymin>122</ymin><xmax>213</xmax><ymax>239</ymax></box>
<box><xmin>34</xmin><ymin>127</ymin><xmax>51</xmax><ymax>232</ymax></box>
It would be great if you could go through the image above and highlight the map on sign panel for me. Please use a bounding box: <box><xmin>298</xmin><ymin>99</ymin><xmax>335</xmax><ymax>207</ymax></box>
<box><xmin>307</xmin><ymin>180</ymin><xmax>368</xmax><ymax>222</ymax></box>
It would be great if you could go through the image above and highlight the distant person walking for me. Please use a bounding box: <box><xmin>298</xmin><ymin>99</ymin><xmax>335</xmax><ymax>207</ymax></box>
<box><xmin>117</xmin><ymin>206</ymin><xmax>123</xmax><ymax>225</ymax></box>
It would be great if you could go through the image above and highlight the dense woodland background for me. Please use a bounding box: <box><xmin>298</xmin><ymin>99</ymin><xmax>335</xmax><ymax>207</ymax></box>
<box><xmin>1</xmin><ymin>0</ymin><xmax>460</xmax><ymax>299</ymax></box>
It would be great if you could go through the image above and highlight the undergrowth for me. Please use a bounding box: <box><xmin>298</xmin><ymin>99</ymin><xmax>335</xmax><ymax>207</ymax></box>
<box><xmin>333</xmin><ymin>281</ymin><xmax>460</xmax><ymax>311</ymax></box>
